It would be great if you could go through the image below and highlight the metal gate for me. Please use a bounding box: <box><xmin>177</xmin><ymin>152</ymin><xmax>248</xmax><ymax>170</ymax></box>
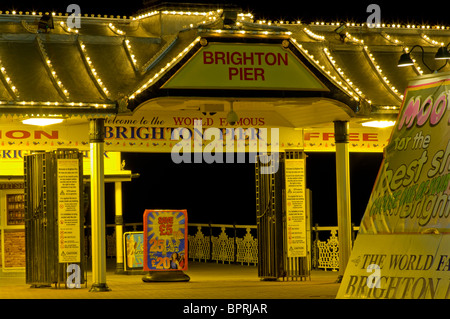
<box><xmin>255</xmin><ymin>153</ymin><xmax>284</xmax><ymax>280</ymax></box>
<box><xmin>256</xmin><ymin>151</ymin><xmax>311</xmax><ymax>281</ymax></box>
<box><xmin>24</xmin><ymin>149</ymin><xmax>86</xmax><ymax>288</ymax></box>
<box><xmin>283</xmin><ymin>151</ymin><xmax>311</xmax><ymax>281</ymax></box>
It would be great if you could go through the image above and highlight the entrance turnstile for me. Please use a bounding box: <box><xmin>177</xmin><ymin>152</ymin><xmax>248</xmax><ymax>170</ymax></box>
<box><xmin>24</xmin><ymin>149</ymin><xmax>85</xmax><ymax>288</ymax></box>
<box><xmin>256</xmin><ymin>151</ymin><xmax>311</xmax><ymax>281</ymax></box>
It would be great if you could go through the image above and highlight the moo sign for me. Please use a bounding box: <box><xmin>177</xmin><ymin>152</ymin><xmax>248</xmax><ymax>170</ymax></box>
<box><xmin>162</xmin><ymin>42</ymin><xmax>328</xmax><ymax>91</ymax></box>
<box><xmin>337</xmin><ymin>73</ymin><xmax>450</xmax><ymax>299</ymax></box>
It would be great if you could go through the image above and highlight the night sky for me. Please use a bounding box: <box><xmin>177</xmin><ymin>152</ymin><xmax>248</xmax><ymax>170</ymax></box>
<box><xmin>1</xmin><ymin>0</ymin><xmax>448</xmax><ymax>25</ymax></box>
<box><xmin>1</xmin><ymin>1</ymin><xmax>442</xmax><ymax>227</ymax></box>
<box><xmin>107</xmin><ymin>152</ymin><xmax>383</xmax><ymax>227</ymax></box>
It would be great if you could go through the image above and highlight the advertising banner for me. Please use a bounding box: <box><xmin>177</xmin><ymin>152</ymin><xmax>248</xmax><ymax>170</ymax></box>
<box><xmin>143</xmin><ymin>209</ymin><xmax>188</xmax><ymax>271</ymax></box>
<box><xmin>337</xmin><ymin>72</ymin><xmax>450</xmax><ymax>299</ymax></box>
<box><xmin>360</xmin><ymin>73</ymin><xmax>450</xmax><ymax>234</ymax></box>
<box><xmin>0</xmin><ymin>110</ymin><xmax>391</xmax><ymax>154</ymax></box>
<box><xmin>0</xmin><ymin>111</ymin><xmax>299</xmax><ymax>153</ymax></box>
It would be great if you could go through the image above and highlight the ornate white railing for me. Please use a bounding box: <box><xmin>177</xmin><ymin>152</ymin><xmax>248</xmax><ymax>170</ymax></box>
<box><xmin>313</xmin><ymin>228</ymin><xmax>340</xmax><ymax>271</ymax></box>
<box><xmin>188</xmin><ymin>225</ymin><xmax>210</xmax><ymax>261</ymax></box>
<box><xmin>311</xmin><ymin>225</ymin><xmax>359</xmax><ymax>271</ymax></box>
<box><xmin>98</xmin><ymin>223</ymin><xmax>359</xmax><ymax>270</ymax></box>
<box><xmin>187</xmin><ymin>224</ymin><xmax>258</xmax><ymax>265</ymax></box>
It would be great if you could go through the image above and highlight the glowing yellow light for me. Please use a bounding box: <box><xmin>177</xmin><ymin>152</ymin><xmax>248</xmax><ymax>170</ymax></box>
<box><xmin>362</xmin><ymin>120</ymin><xmax>396</xmax><ymax>128</ymax></box>
<box><xmin>23</xmin><ymin>118</ymin><xmax>64</xmax><ymax>126</ymax></box>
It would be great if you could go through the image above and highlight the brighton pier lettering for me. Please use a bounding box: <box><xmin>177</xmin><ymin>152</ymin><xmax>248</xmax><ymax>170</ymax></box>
<box><xmin>344</xmin><ymin>275</ymin><xmax>450</xmax><ymax>299</ymax></box>
<box><xmin>170</xmin><ymin>120</ymin><xmax>279</xmax><ymax>173</ymax></box>
<box><xmin>105</xmin><ymin>126</ymin><xmax>169</xmax><ymax>140</ymax></box>
<box><xmin>203</xmin><ymin>50</ymin><xmax>288</xmax><ymax>81</ymax></box>
<box><xmin>0</xmin><ymin>150</ymin><xmax>25</xmax><ymax>159</ymax></box>
<box><xmin>203</xmin><ymin>51</ymin><xmax>288</xmax><ymax>66</ymax></box>
<box><xmin>105</xmin><ymin>125</ymin><xmax>266</xmax><ymax>142</ymax></box>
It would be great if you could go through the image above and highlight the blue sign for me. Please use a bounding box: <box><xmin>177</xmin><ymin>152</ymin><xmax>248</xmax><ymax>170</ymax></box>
<box><xmin>124</xmin><ymin>232</ymin><xmax>144</xmax><ymax>270</ymax></box>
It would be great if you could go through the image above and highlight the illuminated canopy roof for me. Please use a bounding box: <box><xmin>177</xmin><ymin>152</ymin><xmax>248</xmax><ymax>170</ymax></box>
<box><xmin>0</xmin><ymin>3</ymin><xmax>448</xmax><ymax>124</ymax></box>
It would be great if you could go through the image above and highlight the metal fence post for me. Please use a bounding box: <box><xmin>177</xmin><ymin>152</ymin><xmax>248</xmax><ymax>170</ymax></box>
<box><xmin>208</xmin><ymin>222</ymin><xmax>212</xmax><ymax>262</ymax></box>
<box><xmin>233</xmin><ymin>223</ymin><xmax>237</xmax><ymax>263</ymax></box>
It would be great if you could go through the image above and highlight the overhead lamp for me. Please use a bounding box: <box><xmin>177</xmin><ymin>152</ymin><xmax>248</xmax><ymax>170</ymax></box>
<box><xmin>37</xmin><ymin>13</ymin><xmax>54</xmax><ymax>33</ymax></box>
<box><xmin>334</xmin><ymin>24</ymin><xmax>347</xmax><ymax>42</ymax></box>
<box><xmin>222</xmin><ymin>9</ymin><xmax>238</xmax><ymax>28</ymax></box>
<box><xmin>226</xmin><ymin>101</ymin><xmax>238</xmax><ymax>125</ymax></box>
<box><xmin>397</xmin><ymin>45</ymin><xmax>432</xmax><ymax>72</ymax></box>
<box><xmin>435</xmin><ymin>44</ymin><xmax>450</xmax><ymax>60</ymax></box>
<box><xmin>397</xmin><ymin>52</ymin><xmax>414</xmax><ymax>67</ymax></box>
<box><xmin>22</xmin><ymin>118</ymin><xmax>64</xmax><ymax>126</ymax></box>
<box><xmin>398</xmin><ymin>44</ymin><xmax>448</xmax><ymax>73</ymax></box>
<box><xmin>362</xmin><ymin>120</ymin><xmax>396</xmax><ymax>128</ymax></box>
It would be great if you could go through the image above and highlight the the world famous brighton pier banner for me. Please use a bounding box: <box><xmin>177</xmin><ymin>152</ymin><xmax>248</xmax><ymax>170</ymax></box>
<box><xmin>337</xmin><ymin>72</ymin><xmax>450</xmax><ymax>299</ymax></box>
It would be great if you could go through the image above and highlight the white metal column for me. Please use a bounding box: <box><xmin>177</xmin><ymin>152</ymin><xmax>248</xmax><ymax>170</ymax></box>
<box><xmin>114</xmin><ymin>181</ymin><xmax>125</xmax><ymax>273</ymax></box>
<box><xmin>89</xmin><ymin>118</ymin><xmax>110</xmax><ymax>292</ymax></box>
<box><xmin>334</xmin><ymin>121</ymin><xmax>352</xmax><ymax>282</ymax></box>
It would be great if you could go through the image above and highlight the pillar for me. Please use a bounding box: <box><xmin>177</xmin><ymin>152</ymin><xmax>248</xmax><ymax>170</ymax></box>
<box><xmin>115</xmin><ymin>181</ymin><xmax>125</xmax><ymax>274</ymax></box>
<box><xmin>334</xmin><ymin>121</ymin><xmax>352</xmax><ymax>282</ymax></box>
<box><xmin>89</xmin><ymin>118</ymin><xmax>110</xmax><ymax>292</ymax></box>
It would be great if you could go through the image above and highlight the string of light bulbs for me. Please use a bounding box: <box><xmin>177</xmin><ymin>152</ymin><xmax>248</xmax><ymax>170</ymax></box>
<box><xmin>363</xmin><ymin>45</ymin><xmax>403</xmax><ymax>101</ymax></box>
<box><xmin>290</xmin><ymin>38</ymin><xmax>361</xmax><ymax>102</ymax></box>
<box><xmin>323</xmin><ymin>47</ymin><xmax>367</xmax><ymax>102</ymax></box>
<box><xmin>129</xmin><ymin>37</ymin><xmax>201</xmax><ymax>100</ymax></box>
<box><xmin>36</xmin><ymin>36</ymin><xmax>70</xmax><ymax>101</ymax></box>
<box><xmin>78</xmin><ymin>39</ymin><xmax>110</xmax><ymax>99</ymax></box>
<box><xmin>0</xmin><ymin>59</ymin><xmax>19</xmax><ymax>100</ymax></box>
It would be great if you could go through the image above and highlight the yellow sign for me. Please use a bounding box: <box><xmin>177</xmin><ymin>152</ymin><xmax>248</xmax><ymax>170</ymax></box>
<box><xmin>0</xmin><ymin>151</ymin><xmax>125</xmax><ymax>177</ymax></box>
<box><xmin>337</xmin><ymin>234</ymin><xmax>450</xmax><ymax>299</ymax></box>
<box><xmin>285</xmin><ymin>159</ymin><xmax>307</xmax><ymax>257</ymax></box>
<box><xmin>57</xmin><ymin>158</ymin><xmax>81</xmax><ymax>263</ymax></box>
<box><xmin>163</xmin><ymin>43</ymin><xmax>329</xmax><ymax>91</ymax></box>
<box><xmin>361</xmin><ymin>73</ymin><xmax>450</xmax><ymax>234</ymax></box>
<box><xmin>0</xmin><ymin>111</ymin><xmax>393</xmax><ymax>154</ymax></box>
<box><xmin>338</xmin><ymin>72</ymin><xmax>450</xmax><ymax>299</ymax></box>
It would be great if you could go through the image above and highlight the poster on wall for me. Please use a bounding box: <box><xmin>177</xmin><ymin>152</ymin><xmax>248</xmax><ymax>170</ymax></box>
<box><xmin>337</xmin><ymin>72</ymin><xmax>450</xmax><ymax>299</ymax></box>
<box><xmin>57</xmin><ymin>158</ymin><xmax>81</xmax><ymax>263</ymax></box>
<box><xmin>284</xmin><ymin>158</ymin><xmax>307</xmax><ymax>257</ymax></box>
<box><xmin>143</xmin><ymin>209</ymin><xmax>188</xmax><ymax>271</ymax></box>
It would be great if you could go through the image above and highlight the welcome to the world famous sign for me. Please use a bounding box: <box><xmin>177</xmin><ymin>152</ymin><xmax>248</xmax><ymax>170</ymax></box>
<box><xmin>337</xmin><ymin>72</ymin><xmax>450</xmax><ymax>299</ymax></box>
